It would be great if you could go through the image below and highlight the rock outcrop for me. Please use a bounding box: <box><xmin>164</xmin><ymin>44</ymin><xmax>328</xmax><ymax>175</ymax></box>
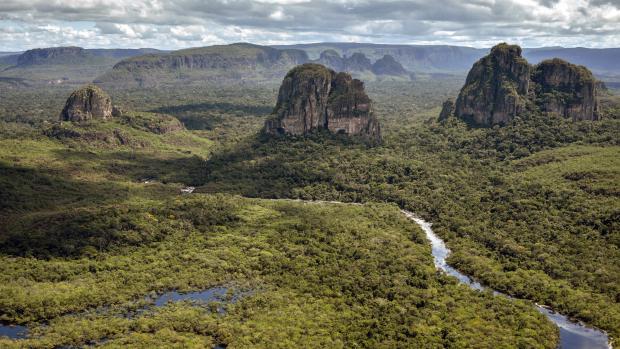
<box><xmin>264</xmin><ymin>63</ymin><xmax>380</xmax><ymax>141</ymax></box>
<box><xmin>372</xmin><ymin>55</ymin><xmax>408</xmax><ymax>76</ymax></box>
<box><xmin>60</xmin><ymin>85</ymin><xmax>119</xmax><ymax>122</ymax></box>
<box><xmin>454</xmin><ymin>43</ymin><xmax>530</xmax><ymax>126</ymax></box>
<box><xmin>531</xmin><ymin>59</ymin><xmax>599</xmax><ymax>121</ymax></box>
<box><xmin>438</xmin><ymin>98</ymin><xmax>455</xmax><ymax>121</ymax></box>
<box><xmin>444</xmin><ymin>43</ymin><xmax>601</xmax><ymax>126</ymax></box>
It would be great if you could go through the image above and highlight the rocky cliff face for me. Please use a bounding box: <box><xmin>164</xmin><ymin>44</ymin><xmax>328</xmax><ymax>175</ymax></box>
<box><xmin>454</xmin><ymin>43</ymin><xmax>530</xmax><ymax>126</ymax></box>
<box><xmin>60</xmin><ymin>85</ymin><xmax>119</xmax><ymax>122</ymax></box>
<box><xmin>446</xmin><ymin>43</ymin><xmax>601</xmax><ymax>126</ymax></box>
<box><xmin>531</xmin><ymin>59</ymin><xmax>599</xmax><ymax>121</ymax></box>
<box><xmin>439</xmin><ymin>98</ymin><xmax>455</xmax><ymax>121</ymax></box>
<box><xmin>265</xmin><ymin>63</ymin><xmax>380</xmax><ymax>141</ymax></box>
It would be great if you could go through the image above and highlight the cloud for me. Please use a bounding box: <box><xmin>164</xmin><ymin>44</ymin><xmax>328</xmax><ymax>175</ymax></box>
<box><xmin>0</xmin><ymin>0</ymin><xmax>618</xmax><ymax>51</ymax></box>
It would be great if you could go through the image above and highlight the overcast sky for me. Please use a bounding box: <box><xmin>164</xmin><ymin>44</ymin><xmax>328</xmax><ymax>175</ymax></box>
<box><xmin>1</xmin><ymin>0</ymin><xmax>619</xmax><ymax>51</ymax></box>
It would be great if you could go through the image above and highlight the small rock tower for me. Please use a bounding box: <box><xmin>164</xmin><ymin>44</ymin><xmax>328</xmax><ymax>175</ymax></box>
<box><xmin>60</xmin><ymin>84</ymin><xmax>119</xmax><ymax>122</ymax></box>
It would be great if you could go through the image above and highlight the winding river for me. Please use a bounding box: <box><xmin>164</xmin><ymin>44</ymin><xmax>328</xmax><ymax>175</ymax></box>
<box><xmin>0</xmin><ymin>201</ymin><xmax>613</xmax><ymax>349</ymax></box>
<box><xmin>402</xmin><ymin>210</ymin><xmax>612</xmax><ymax>349</ymax></box>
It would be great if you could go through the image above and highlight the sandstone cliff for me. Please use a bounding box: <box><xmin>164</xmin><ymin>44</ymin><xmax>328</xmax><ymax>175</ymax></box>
<box><xmin>454</xmin><ymin>43</ymin><xmax>530</xmax><ymax>126</ymax></box>
<box><xmin>444</xmin><ymin>43</ymin><xmax>601</xmax><ymax>126</ymax></box>
<box><xmin>264</xmin><ymin>64</ymin><xmax>380</xmax><ymax>141</ymax></box>
<box><xmin>531</xmin><ymin>59</ymin><xmax>599</xmax><ymax>121</ymax></box>
<box><xmin>60</xmin><ymin>85</ymin><xmax>119</xmax><ymax>122</ymax></box>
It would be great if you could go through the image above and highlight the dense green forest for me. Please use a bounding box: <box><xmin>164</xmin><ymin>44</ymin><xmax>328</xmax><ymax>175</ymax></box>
<box><xmin>0</xmin><ymin>79</ymin><xmax>618</xmax><ymax>347</ymax></box>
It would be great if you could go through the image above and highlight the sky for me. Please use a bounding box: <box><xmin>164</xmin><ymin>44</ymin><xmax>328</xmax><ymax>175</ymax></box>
<box><xmin>0</xmin><ymin>0</ymin><xmax>619</xmax><ymax>51</ymax></box>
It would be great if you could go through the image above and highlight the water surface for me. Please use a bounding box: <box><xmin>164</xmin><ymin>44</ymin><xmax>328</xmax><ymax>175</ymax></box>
<box><xmin>0</xmin><ymin>324</ymin><xmax>28</xmax><ymax>339</ymax></box>
<box><xmin>403</xmin><ymin>210</ymin><xmax>611</xmax><ymax>349</ymax></box>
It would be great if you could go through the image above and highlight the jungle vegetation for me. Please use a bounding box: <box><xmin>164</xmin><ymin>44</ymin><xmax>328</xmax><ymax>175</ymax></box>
<box><xmin>0</xmin><ymin>77</ymin><xmax>617</xmax><ymax>347</ymax></box>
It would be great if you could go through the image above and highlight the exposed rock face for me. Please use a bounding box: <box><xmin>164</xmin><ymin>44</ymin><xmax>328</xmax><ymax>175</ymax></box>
<box><xmin>60</xmin><ymin>85</ymin><xmax>115</xmax><ymax>122</ymax></box>
<box><xmin>265</xmin><ymin>63</ymin><xmax>380</xmax><ymax>141</ymax></box>
<box><xmin>531</xmin><ymin>59</ymin><xmax>599</xmax><ymax>120</ymax></box>
<box><xmin>447</xmin><ymin>43</ymin><xmax>601</xmax><ymax>126</ymax></box>
<box><xmin>326</xmin><ymin>72</ymin><xmax>380</xmax><ymax>137</ymax></box>
<box><xmin>372</xmin><ymin>55</ymin><xmax>408</xmax><ymax>76</ymax></box>
<box><xmin>455</xmin><ymin>43</ymin><xmax>530</xmax><ymax>126</ymax></box>
<box><xmin>439</xmin><ymin>98</ymin><xmax>455</xmax><ymax>121</ymax></box>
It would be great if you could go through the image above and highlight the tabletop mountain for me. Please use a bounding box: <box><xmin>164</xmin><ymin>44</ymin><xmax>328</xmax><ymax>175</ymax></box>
<box><xmin>441</xmin><ymin>43</ymin><xmax>601</xmax><ymax>126</ymax></box>
<box><xmin>95</xmin><ymin>43</ymin><xmax>309</xmax><ymax>87</ymax></box>
<box><xmin>17</xmin><ymin>47</ymin><xmax>91</xmax><ymax>66</ymax></box>
<box><xmin>60</xmin><ymin>84</ymin><xmax>120</xmax><ymax>122</ymax></box>
<box><xmin>264</xmin><ymin>63</ymin><xmax>381</xmax><ymax>141</ymax></box>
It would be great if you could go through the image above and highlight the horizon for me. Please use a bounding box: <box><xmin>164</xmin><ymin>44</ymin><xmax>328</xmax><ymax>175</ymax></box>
<box><xmin>3</xmin><ymin>41</ymin><xmax>620</xmax><ymax>54</ymax></box>
<box><xmin>1</xmin><ymin>0</ymin><xmax>619</xmax><ymax>52</ymax></box>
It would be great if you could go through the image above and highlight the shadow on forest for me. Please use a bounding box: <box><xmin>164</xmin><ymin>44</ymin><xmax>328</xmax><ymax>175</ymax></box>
<box><xmin>0</xmin><ymin>161</ymin><xmax>129</xmax><ymax>217</ymax></box>
<box><xmin>150</xmin><ymin>102</ymin><xmax>273</xmax><ymax>130</ymax></box>
<box><xmin>0</xmin><ymin>161</ymin><xmax>138</xmax><ymax>258</ymax></box>
<box><xmin>198</xmin><ymin>132</ymin><xmax>371</xmax><ymax>198</ymax></box>
<box><xmin>0</xmin><ymin>151</ymin><xmax>206</xmax><ymax>259</ymax></box>
<box><xmin>50</xmin><ymin>149</ymin><xmax>208</xmax><ymax>186</ymax></box>
<box><xmin>151</xmin><ymin>101</ymin><xmax>273</xmax><ymax>115</ymax></box>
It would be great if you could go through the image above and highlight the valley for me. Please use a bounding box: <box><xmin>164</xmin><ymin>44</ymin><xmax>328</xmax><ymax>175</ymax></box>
<box><xmin>0</xmin><ymin>41</ymin><xmax>618</xmax><ymax>348</ymax></box>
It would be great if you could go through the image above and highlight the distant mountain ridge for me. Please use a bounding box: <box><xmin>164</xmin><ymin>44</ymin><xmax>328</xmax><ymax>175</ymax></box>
<box><xmin>0</xmin><ymin>46</ymin><xmax>163</xmax><ymax>85</ymax></box>
<box><xmin>95</xmin><ymin>43</ymin><xmax>309</xmax><ymax>87</ymax></box>
<box><xmin>9</xmin><ymin>46</ymin><xmax>162</xmax><ymax>67</ymax></box>
<box><xmin>275</xmin><ymin>43</ymin><xmax>620</xmax><ymax>77</ymax></box>
<box><xmin>313</xmin><ymin>50</ymin><xmax>411</xmax><ymax>79</ymax></box>
<box><xmin>2</xmin><ymin>43</ymin><xmax>619</xmax><ymax>88</ymax></box>
<box><xmin>96</xmin><ymin>43</ymin><xmax>413</xmax><ymax>87</ymax></box>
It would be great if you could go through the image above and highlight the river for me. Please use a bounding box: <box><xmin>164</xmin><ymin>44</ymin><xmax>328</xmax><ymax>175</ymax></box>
<box><xmin>402</xmin><ymin>210</ymin><xmax>612</xmax><ymax>349</ymax></box>
<box><xmin>0</xmin><ymin>202</ymin><xmax>613</xmax><ymax>348</ymax></box>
